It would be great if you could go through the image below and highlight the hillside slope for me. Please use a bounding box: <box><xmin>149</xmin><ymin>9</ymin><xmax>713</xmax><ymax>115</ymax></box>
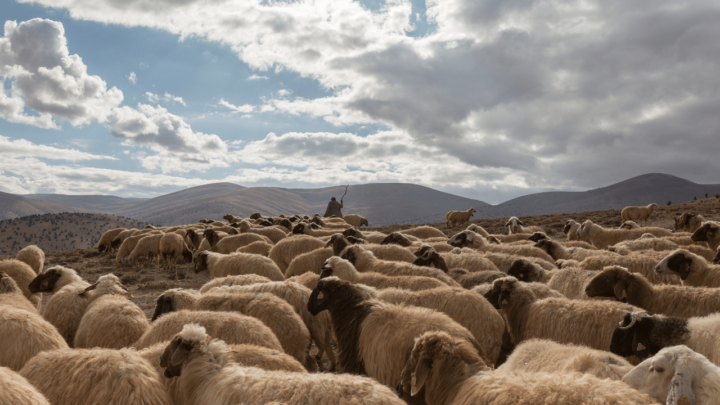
<box><xmin>0</xmin><ymin>191</ymin><xmax>82</xmax><ymax>220</ymax></box>
<box><xmin>0</xmin><ymin>213</ymin><xmax>149</xmax><ymax>255</ymax></box>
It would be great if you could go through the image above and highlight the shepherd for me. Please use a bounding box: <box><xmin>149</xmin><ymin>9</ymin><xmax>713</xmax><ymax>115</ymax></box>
<box><xmin>324</xmin><ymin>185</ymin><xmax>349</xmax><ymax>218</ymax></box>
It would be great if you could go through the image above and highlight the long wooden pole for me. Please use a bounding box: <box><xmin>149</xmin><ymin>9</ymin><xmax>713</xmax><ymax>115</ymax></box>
<box><xmin>341</xmin><ymin>185</ymin><xmax>349</xmax><ymax>202</ymax></box>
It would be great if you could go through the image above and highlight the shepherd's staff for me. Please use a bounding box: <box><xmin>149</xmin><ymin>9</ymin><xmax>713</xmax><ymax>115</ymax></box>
<box><xmin>341</xmin><ymin>185</ymin><xmax>349</xmax><ymax>203</ymax></box>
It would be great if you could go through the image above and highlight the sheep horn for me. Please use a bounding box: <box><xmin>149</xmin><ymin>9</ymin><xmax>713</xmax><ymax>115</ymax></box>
<box><xmin>617</xmin><ymin>313</ymin><xmax>638</xmax><ymax>330</ymax></box>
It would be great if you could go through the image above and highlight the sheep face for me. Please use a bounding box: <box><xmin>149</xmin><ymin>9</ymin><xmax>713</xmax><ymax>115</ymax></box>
<box><xmin>28</xmin><ymin>268</ymin><xmax>63</xmax><ymax>293</ymax></box>
<box><xmin>622</xmin><ymin>346</ymin><xmax>700</xmax><ymax>405</ymax></box>
<box><xmin>222</xmin><ymin>214</ymin><xmax>233</xmax><ymax>221</ymax></box>
<box><xmin>182</xmin><ymin>248</ymin><xmax>193</xmax><ymax>263</ymax></box>
<box><xmin>504</xmin><ymin>217</ymin><xmax>523</xmax><ymax>234</ymax></box>
<box><xmin>447</xmin><ymin>232</ymin><xmax>471</xmax><ymax>248</ymax></box>
<box><xmin>413</xmin><ymin>244</ymin><xmax>434</xmax><ymax>257</ymax></box>
<box><xmin>341</xmin><ymin>246</ymin><xmax>363</xmax><ymax>266</ymax></box>
<box><xmin>585</xmin><ymin>266</ymin><xmax>632</xmax><ymax>302</ymax></box>
<box><xmin>609</xmin><ymin>312</ymin><xmax>660</xmax><ymax>360</ymax></box>
<box><xmin>249</xmin><ymin>213</ymin><xmax>263</xmax><ymax>220</ymax></box>
<box><xmin>486</xmin><ymin>236</ymin><xmax>501</xmax><ymax>244</ymax></box>
<box><xmin>110</xmin><ymin>237</ymin><xmax>123</xmax><ymax>249</ymax></box>
<box><xmin>318</xmin><ymin>260</ymin><xmax>334</xmax><ymax>280</ymax></box>
<box><xmin>361</xmin><ymin>218</ymin><xmax>369</xmax><ymax>227</ymax></box>
<box><xmin>380</xmin><ymin>233</ymin><xmax>412</xmax><ymax>247</ymax></box>
<box><xmin>506</xmin><ymin>259</ymin><xmax>542</xmax><ymax>282</ymax></box>
<box><xmin>562</xmin><ymin>221</ymin><xmax>575</xmax><ymax>234</ymax></box>
<box><xmin>160</xmin><ymin>327</ymin><xmax>207</xmax><ymax>378</ymax></box>
<box><xmin>533</xmin><ymin>239</ymin><xmax>555</xmax><ymax>256</ymax></box>
<box><xmin>347</xmin><ymin>236</ymin><xmax>366</xmax><ymax>245</ymax></box>
<box><xmin>691</xmin><ymin>222</ymin><xmax>718</xmax><ymax>243</ymax></box>
<box><xmin>527</xmin><ymin>232</ymin><xmax>547</xmax><ymax>242</ymax></box>
<box><xmin>342</xmin><ymin>228</ymin><xmax>364</xmax><ymax>238</ymax></box>
<box><xmin>292</xmin><ymin>224</ymin><xmax>307</xmax><ymax>235</ymax></box>
<box><xmin>194</xmin><ymin>253</ymin><xmax>210</xmax><ymax>273</ymax></box>
<box><xmin>655</xmin><ymin>251</ymin><xmax>694</xmax><ymax>280</ymax></box>
<box><xmin>674</xmin><ymin>213</ymin><xmax>695</xmax><ymax>231</ymax></box>
<box><xmin>484</xmin><ymin>277</ymin><xmax>515</xmax><ymax>309</ymax></box>
<box><xmin>307</xmin><ymin>279</ymin><xmax>333</xmax><ymax>316</ymax></box>
<box><xmin>620</xmin><ymin>221</ymin><xmax>639</xmax><ymax>230</ymax></box>
<box><xmin>310</xmin><ymin>217</ymin><xmax>325</xmax><ymax>226</ymax></box>
<box><xmin>412</xmin><ymin>251</ymin><xmax>449</xmax><ymax>272</ymax></box>
<box><xmin>152</xmin><ymin>293</ymin><xmax>175</xmax><ymax>322</ymax></box>
<box><xmin>278</xmin><ymin>218</ymin><xmax>293</xmax><ymax>230</ymax></box>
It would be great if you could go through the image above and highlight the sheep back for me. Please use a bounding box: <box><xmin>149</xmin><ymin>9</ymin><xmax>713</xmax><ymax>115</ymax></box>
<box><xmin>0</xmin><ymin>260</ymin><xmax>41</xmax><ymax>311</ymax></box>
<box><xmin>74</xmin><ymin>294</ymin><xmax>149</xmax><ymax>349</ymax></box>
<box><xmin>0</xmin><ymin>366</ymin><xmax>50</xmax><ymax>405</ymax></box>
<box><xmin>269</xmin><ymin>236</ymin><xmax>326</xmax><ymax>272</ymax></box>
<box><xmin>15</xmin><ymin>245</ymin><xmax>44</xmax><ymax>275</ymax></box>
<box><xmin>0</xmin><ymin>306</ymin><xmax>67</xmax><ymax>371</ymax></box>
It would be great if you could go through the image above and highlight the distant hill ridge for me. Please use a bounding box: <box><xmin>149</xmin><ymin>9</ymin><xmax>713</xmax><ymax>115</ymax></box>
<box><xmin>9</xmin><ymin>173</ymin><xmax>720</xmax><ymax>225</ymax></box>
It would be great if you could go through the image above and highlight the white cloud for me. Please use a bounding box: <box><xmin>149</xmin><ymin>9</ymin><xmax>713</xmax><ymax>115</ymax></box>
<box><xmin>164</xmin><ymin>92</ymin><xmax>186</xmax><ymax>106</ymax></box>
<box><xmin>0</xmin><ymin>135</ymin><xmax>116</xmax><ymax>161</ymax></box>
<box><xmin>0</xmin><ymin>19</ymin><xmax>123</xmax><ymax>129</ymax></box>
<box><xmin>145</xmin><ymin>92</ymin><xmax>160</xmax><ymax>103</ymax></box>
<box><xmin>127</xmin><ymin>71</ymin><xmax>136</xmax><ymax>84</ymax></box>
<box><xmin>248</xmin><ymin>74</ymin><xmax>268</xmax><ymax>80</ymax></box>
<box><xmin>106</xmin><ymin>103</ymin><xmax>236</xmax><ymax>172</ymax></box>
<box><xmin>219</xmin><ymin>98</ymin><xmax>254</xmax><ymax>114</ymax></box>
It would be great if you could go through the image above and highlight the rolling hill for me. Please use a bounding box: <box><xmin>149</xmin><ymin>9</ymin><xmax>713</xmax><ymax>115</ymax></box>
<box><xmin>0</xmin><ymin>191</ymin><xmax>82</xmax><ymax>220</ymax></box>
<box><xmin>12</xmin><ymin>173</ymin><xmax>720</xmax><ymax>225</ymax></box>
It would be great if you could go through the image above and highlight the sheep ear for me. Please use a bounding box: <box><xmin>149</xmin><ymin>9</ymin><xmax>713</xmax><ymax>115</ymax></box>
<box><xmin>503</xmin><ymin>221</ymin><xmax>511</xmax><ymax>227</ymax></box>
<box><xmin>410</xmin><ymin>358</ymin><xmax>432</xmax><ymax>397</ymax></box>
<box><xmin>613</xmin><ymin>279</ymin><xmax>628</xmax><ymax>302</ymax></box>
<box><xmin>80</xmin><ymin>282</ymin><xmax>98</xmax><ymax>295</ymax></box>
<box><xmin>160</xmin><ymin>336</ymin><xmax>182</xmax><ymax>368</ymax></box>
<box><xmin>171</xmin><ymin>341</ymin><xmax>193</xmax><ymax>367</ymax></box>
<box><xmin>517</xmin><ymin>219</ymin><xmax>524</xmax><ymax>225</ymax></box>
<box><xmin>667</xmin><ymin>372</ymin><xmax>694</xmax><ymax>405</ymax></box>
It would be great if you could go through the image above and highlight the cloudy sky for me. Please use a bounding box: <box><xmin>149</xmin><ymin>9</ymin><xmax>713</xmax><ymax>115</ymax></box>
<box><xmin>1</xmin><ymin>0</ymin><xmax>719</xmax><ymax>203</ymax></box>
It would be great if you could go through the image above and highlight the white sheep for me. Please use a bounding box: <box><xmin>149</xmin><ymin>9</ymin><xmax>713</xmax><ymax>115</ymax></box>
<box><xmin>563</xmin><ymin>219</ymin><xmax>582</xmax><ymax>241</ymax></box>
<box><xmin>0</xmin><ymin>366</ymin><xmax>50</xmax><ymax>405</ymax></box>
<box><xmin>579</xmin><ymin>252</ymin><xmax>681</xmax><ymax>285</ymax></box>
<box><xmin>691</xmin><ymin>221</ymin><xmax>720</xmax><ymax>251</ymax></box>
<box><xmin>341</xmin><ymin>213</ymin><xmax>369</xmax><ymax>228</ymax></box>
<box><xmin>236</xmin><ymin>220</ymin><xmax>288</xmax><ymax>244</ymax></box>
<box><xmin>268</xmin><ymin>235</ymin><xmax>326</xmax><ymax>272</ymax></box>
<box><xmin>74</xmin><ymin>274</ymin><xmax>148</xmax><ymax>349</ymax></box>
<box><xmin>534</xmin><ymin>239</ymin><xmax>618</xmax><ymax>261</ymax></box>
<box><xmin>194</xmin><ymin>251</ymin><xmax>285</xmax><ymax>281</ymax></box>
<box><xmin>0</xmin><ymin>259</ymin><xmax>41</xmax><ymax>311</ymax></box>
<box><xmin>236</xmin><ymin>240</ymin><xmax>273</xmax><ymax>256</ymax></box>
<box><xmin>207</xmin><ymin>233</ymin><xmax>272</xmax><ymax>254</ymax></box>
<box><xmin>159</xmin><ymin>233</ymin><xmax>192</xmax><ymax>279</ymax></box>
<box><xmin>97</xmin><ymin>228</ymin><xmax>126</xmax><ymax>253</ymax></box>
<box><xmin>622</xmin><ymin>345</ymin><xmax>720</xmax><ymax>404</ymax></box>
<box><xmin>497</xmin><ymin>338</ymin><xmax>633</xmax><ymax>380</ymax></box>
<box><xmin>621</xmin><ymin>203</ymin><xmax>659</xmax><ymax>226</ymax></box>
<box><xmin>158</xmin><ymin>324</ymin><xmax>406</xmax><ymax>405</ymax></box>
<box><xmin>504</xmin><ymin>216</ymin><xmax>544</xmax><ymax>235</ymax></box>
<box><xmin>0</xmin><ymin>272</ymin><xmax>37</xmax><ymax>313</ymax></box>
<box><xmin>445</xmin><ymin>208</ymin><xmax>476</xmax><ymax>228</ymax></box>
<box><xmin>0</xmin><ymin>305</ymin><xmax>68</xmax><ymax>371</ymax></box>
<box><xmin>19</xmin><ymin>348</ymin><xmax>171</xmax><ymax>405</ymax></box>
<box><xmin>152</xmin><ymin>288</ymin><xmax>316</xmax><ymax>371</ymax></box>
<box><xmin>576</xmin><ymin>220</ymin><xmax>672</xmax><ymax>249</ymax></box>
<box><xmin>15</xmin><ymin>245</ymin><xmax>44</xmax><ymax>275</ymax></box>
<box><xmin>318</xmin><ymin>256</ymin><xmax>448</xmax><ymax>291</ymax></box>
<box><xmin>284</xmin><ymin>247</ymin><xmax>333</xmax><ymax>278</ymax></box>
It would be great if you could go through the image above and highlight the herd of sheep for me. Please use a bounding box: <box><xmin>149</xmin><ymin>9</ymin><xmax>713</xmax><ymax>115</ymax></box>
<box><xmin>1</xmin><ymin>205</ymin><xmax>720</xmax><ymax>404</ymax></box>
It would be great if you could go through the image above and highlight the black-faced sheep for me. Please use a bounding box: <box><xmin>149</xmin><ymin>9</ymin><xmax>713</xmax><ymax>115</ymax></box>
<box><xmin>400</xmin><ymin>331</ymin><xmax>657</xmax><ymax>405</ymax></box>
<box><xmin>563</xmin><ymin>219</ymin><xmax>581</xmax><ymax>241</ymax></box>
<box><xmin>447</xmin><ymin>230</ymin><xmax>555</xmax><ymax>263</ymax></box>
<box><xmin>586</xmin><ymin>265</ymin><xmax>720</xmax><ymax>318</ymax></box>
<box><xmin>19</xmin><ymin>348</ymin><xmax>171</xmax><ymax>405</ymax></box>
<box><xmin>74</xmin><ymin>274</ymin><xmax>148</xmax><ymax>349</ymax></box>
<box><xmin>159</xmin><ymin>233</ymin><xmax>193</xmax><ymax>279</ymax></box>
<box><xmin>674</xmin><ymin>212</ymin><xmax>706</xmax><ymax>233</ymax></box>
<box><xmin>691</xmin><ymin>221</ymin><xmax>720</xmax><ymax>251</ymax></box>
<box><xmin>621</xmin><ymin>345</ymin><xmax>720</xmax><ymax>404</ymax></box>
<box><xmin>610</xmin><ymin>311</ymin><xmax>720</xmax><ymax>367</ymax></box>
<box><xmin>655</xmin><ymin>249</ymin><xmax>720</xmax><ymax>288</ymax></box>
<box><xmin>485</xmin><ymin>276</ymin><xmax>641</xmax><ymax>351</ymax></box>
<box><xmin>534</xmin><ymin>239</ymin><xmax>617</xmax><ymax>261</ymax></box>
<box><xmin>97</xmin><ymin>228</ymin><xmax>126</xmax><ymax>253</ymax></box>
<box><xmin>27</xmin><ymin>266</ymin><xmax>90</xmax><ymax>346</ymax></box>
<box><xmin>159</xmin><ymin>324</ymin><xmax>406</xmax><ymax>405</ymax></box>
<box><xmin>621</xmin><ymin>203</ymin><xmax>659</xmax><ymax>226</ymax></box>
<box><xmin>579</xmin><ymin>254</ymin><xmax>681</xmax><ymax>285</ymax></box>
<box><xmin>446</xmin><ymin>208</ymin><xmax>476</xmax><ymax>228</ymax></box>
<box><xmin>307</xmin><ymin>277</ymin><xmax>485</xmax><ymax>391</ymax></box>
<box><xmin>194</xmin><ymin>251</ymin><xmax>285</xmax><ymax>281</ymax></box>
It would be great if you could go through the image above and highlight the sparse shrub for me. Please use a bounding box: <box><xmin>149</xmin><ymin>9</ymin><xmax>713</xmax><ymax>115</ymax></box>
<box><xmin>706</xmin><ymin>193</ymin><xmax>709</xmax><ymax>198</ymax></box>
<box><xmin>667</xmin><ymin>201</ymin><xmax>672</xmax><ymax>206</ymax></box>
<box><xmin>694</xmin><ymin>196</ymin><xmax>697</xmax><ymax>200</ymax></box>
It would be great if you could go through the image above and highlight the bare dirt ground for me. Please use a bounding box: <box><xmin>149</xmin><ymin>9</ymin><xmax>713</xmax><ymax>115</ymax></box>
<box><xmin>2</xmin><ymin>197</ymin><xmax>718</xmax><ymax>371</ymax></box>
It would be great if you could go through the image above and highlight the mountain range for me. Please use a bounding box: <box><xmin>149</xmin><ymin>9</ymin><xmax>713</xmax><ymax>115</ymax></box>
<box><xmin>3</xmin><ymin>173</ymin><xmax>718</xmax><ymax>225</ymax></box>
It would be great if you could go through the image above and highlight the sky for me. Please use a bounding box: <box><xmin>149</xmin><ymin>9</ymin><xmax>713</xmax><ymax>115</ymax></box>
<box><xmin>1</xmin><ymin>0</ymin><xmax>719</xmax><ymax>204</ymax></box>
